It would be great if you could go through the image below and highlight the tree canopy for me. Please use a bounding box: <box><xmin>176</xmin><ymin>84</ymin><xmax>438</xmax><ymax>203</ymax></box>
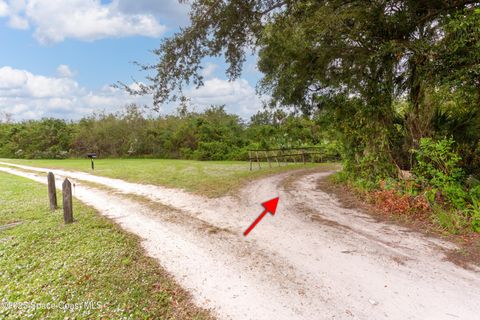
<box><xmin>126</xmin><ymin>0</ymin><xmax>479</xmax><ymax>179</ymax></box>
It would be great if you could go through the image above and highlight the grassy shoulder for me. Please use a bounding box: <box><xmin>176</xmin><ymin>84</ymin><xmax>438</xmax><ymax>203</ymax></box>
<box><xmin>0</xmin><ymin>172</ymin><xmax>212</xmax><ymax>319</ymax></box>
<box><xmin>0</xmin><ymin>158</ymin><xmax>330</xmax><ymax>197</ymax></box>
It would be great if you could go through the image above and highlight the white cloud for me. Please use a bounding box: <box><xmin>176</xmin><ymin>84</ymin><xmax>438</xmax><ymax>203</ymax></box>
<box><xmin>0</xmin><ymin>66</ymin><xmax>151</xmax><ymax>120</ymax></box>
<box><xmin>0</xmin><ymin>67</ymin><xmax>264</xmax><ymax>121</ymax></box>
<box><xmin>114</xmin><ymin>0</ymin><xmax>189</xmax><ymax>26</ymax></box>
<box><xmin>0</xmin><ymin>2</ymin><xmax>8</xmax><ymax>16</ymax></box>
<box><xmin>0</xmin><ymin>0</ymin><xmax>167</xmax><ymax>43</ymax></box>
<box><xmin>0</xmin><ymin>66</ymin><xmax>80</xmax><ymax>98</ymax></box>
<box><xmin>0</xmin><ymin>66</ymin><xmax>28</xmax><ymax>89</ymax></box>
<box><xmin>1</xmin><ymin>0</ymin><xmax>29</xmax><ymax>28</ymax></box>
<box><xmin>187</xmin><ymin>78</ymin><xmax>264</xmax><ymax>117</ymax></box>
<box><xmin>56</xmin><ymin>64</ymin><xmax>75</xmax><ymax>78</ymax></box>
<box><xmin>7</xmin><ymin>14</ymin><xmax>28</xmax><ymax>28</ymax></box>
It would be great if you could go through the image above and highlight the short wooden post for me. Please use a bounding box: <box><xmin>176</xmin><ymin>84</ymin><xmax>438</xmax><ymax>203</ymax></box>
<box><xmin>256</xmin><ymin>151</ymin><xmax>261</xmax><ymax>169</ymax></box>
<box><xmin>47</xmin><ymin>172</ymin><xmax>57</xmax><ymax>211</ymax></box>
<box><xmin>302</xmin><ymin>149</ymin><xmax>306</xmax><ymax>165</ymax></box>
<box><xmin>62</xmin><ymin>178</ymin><xmax>73</xmax><ymax>224</ymax></box>
<box><xmin>274</xmin><ymin>150</ymin><xmax>280</xmax><ymax>167</ymax></box>
<box><xmin>248</xmin><ymin>150</ymin><xmax>252</xmax><ymax>171</ymax></box>
<box><xmin>281</xmin><ymin>150</ymin><xmax>287</xmax><ymax>165</ymax></box>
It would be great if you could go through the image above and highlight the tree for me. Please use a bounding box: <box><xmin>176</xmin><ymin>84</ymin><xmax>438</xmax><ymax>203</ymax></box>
<box><xmin>123</xmin><ymin>0</ymin><xmax>480</xmax><ymax>179</ymax></box>
<box><xmin>256</xmin><ymin>1</ymin><xmax>480</xmax><ymax>177</ymax></box>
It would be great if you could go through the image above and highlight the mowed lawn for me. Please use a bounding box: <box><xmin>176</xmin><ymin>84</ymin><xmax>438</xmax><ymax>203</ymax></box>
<box><xmin>0</xmin><ymin>159</ymin><xmax>332</xmax><ymax>197</ymax></box>
<box><xmin>0</xmin><ymin>172</ymin><xmax>211</xmax><ymax>319</ymax></box>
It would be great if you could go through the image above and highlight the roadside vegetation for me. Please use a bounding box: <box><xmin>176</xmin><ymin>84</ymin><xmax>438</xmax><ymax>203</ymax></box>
<box><xmin>0</xmin><ymin>105</ymin><xmax>339</xmax><ymax>161</ymax></box>
<box><xmin>335</xmin><ymin>137</ymin><xmax>480</xmax><ymax>236</ymax></box>
<box><xmin>0</xmin><ymin>172</ymin><xmax>211</xmax><ymax>319</ymax></box>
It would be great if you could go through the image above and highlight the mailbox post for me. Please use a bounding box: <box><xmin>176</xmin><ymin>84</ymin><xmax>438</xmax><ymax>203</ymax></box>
<box><xmin>87</xmin><ymin>153</ymin><xmax>97</xmax><ymax>171</ymax></box>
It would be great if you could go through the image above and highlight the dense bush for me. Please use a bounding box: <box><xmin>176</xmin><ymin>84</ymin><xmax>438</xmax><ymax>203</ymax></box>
<box><xmin>194</xmin><ymin>141</ymin><xmax>234</xmax><ymax>160</ymax></box>
<box><xmin>372</xmin><ymin>137</ymin><xmax>480</xmax><ymax>233</ymax></box>
<box><xmin>0</xmin><ymin>105</ymin><xmax>339</xmax><ymax>162</ymax></box>
<box><xmin>338</xmin><ymin>136</ymin><xmax>480</xmax><ymax>234</ymax></box>
<box><xmin>412</xmin><ymin>138</ymin><xmax>467</xmax><ymax>209</ymax></box>
<box><xmin>410</xmin><ymin>138</ymin><xmax>472</xmax><ymax>231</ymax></box>
<box><xmin>0</xmin><ymin>119</ymin><xmax>73</xmax><ymax>159</ymax></box>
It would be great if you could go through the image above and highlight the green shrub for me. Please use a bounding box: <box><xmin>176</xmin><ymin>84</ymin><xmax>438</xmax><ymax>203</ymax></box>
<box><xmin>413</xmin><ymin>138</ymin><xmax>464</xmax><ymax>185</ymax></box>
<box><xmin>407</xmin><ymin>137</ymin><xmax>480</xmax><ymax>233</ymax></box>
<box><xmin>229</xmin><ymin>147</ymin><xmax>249</xmax><ymax>161</ymax></box>
<box><xmin>432</xmin><ymin>205</ymin><xmax>469</xmax><ymax>234</ymax></box>
<box><xmin>413</xmin><ymin>137</ymin><xmax>467</xmax><ymax>208</ymax></box>
<box><xmin>179</xmin><ymin>147</ymin><xmax>194</xmax><ymax>159</ymax></box>
<box><xmin>468</xmin><ymin>196</ymin><xmax>480</xmax><ymax>233</ymax></box>
<box><xmin>469</xmin><ymin>184</ymin><xmax>480</xmax><ymax>200</ymax></box>
<box><xmin>194</xmin><ymin>141</ymin><xmax>231</xmax><ymax>160</ymax></box>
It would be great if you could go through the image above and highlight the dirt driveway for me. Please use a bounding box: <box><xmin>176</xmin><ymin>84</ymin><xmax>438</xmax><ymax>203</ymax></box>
<box><xmin>1</xmin><ymin>161</ymin><xmax>479</xmax><ymax>320</ymax></box>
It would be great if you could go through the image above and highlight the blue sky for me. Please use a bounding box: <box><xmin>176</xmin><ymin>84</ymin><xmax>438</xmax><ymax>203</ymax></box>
<box><xmin>0</xmin><ymin>0</ymin><xmax>263</xmax><ymax>121</ymax></box>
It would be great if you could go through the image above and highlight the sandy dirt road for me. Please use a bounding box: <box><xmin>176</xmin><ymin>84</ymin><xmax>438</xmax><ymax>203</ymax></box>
<box><xmin>1</xmin><ymin>161</ymin><xmax>479</xmax><ymax>320</ymax></box>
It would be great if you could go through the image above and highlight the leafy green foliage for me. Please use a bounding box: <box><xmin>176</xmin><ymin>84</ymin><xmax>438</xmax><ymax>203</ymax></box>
<box><xmin>0</xmin><ymin>118</ymin><xmax>73</xmax><ymax>159</ymax></box>
<box><xmin>413</xmin><ymin>138</ymin><xmax>464</xmax><ymax>191</ymax></box>
<box><xmin>194</xmin><ymin>141</ymin><xmax>234</xmax><ymax>160</ymax></box>
<box><xmin>469</xmin><ymin>196</ymin><xmax>480</xmax><ymax>233</ymax></box>
<box><xmin>409</xmin><ymin>137</ymin><xmax>480</xmax><ymax>232</ymax></box>
<box><xmin>0</xmin><ymin>105</ymin><xmax>338</xmax><ymax>161</ymax></box>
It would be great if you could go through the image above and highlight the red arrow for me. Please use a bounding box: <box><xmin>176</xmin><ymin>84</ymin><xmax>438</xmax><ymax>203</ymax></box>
<box><xmin>243</xmin><ymin>197</ymin><xmax>280</xmax><ymax>236</ymax></box>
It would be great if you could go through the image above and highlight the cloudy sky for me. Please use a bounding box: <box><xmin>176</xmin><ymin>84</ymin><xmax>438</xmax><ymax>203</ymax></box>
<box><xmin>0</xmin><ymin>0</ymin><xmax>264</xmax><ymax>121</ymax></box>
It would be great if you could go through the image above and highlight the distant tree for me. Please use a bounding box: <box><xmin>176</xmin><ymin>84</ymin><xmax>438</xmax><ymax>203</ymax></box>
<box><xmin>250</xmin><ymin>110</ymin><xmax>272</xmax><ymax>126</ymax></box>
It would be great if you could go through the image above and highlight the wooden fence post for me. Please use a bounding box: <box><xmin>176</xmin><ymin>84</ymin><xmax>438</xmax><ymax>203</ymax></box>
<box><xmin>47</xmin><ymin>172</ymin><xmax>57</xmax><ymax>211</ymax></box>
<box><xmin>265</xmin><ymin>151</ymin><xmax>272</xmax><ymax>168</ymax></box>
<box><xmin>248</xmin><ymin>150</ymin><xmax>252</xmax><ymax>171</ymax></box>
<box><xmin>256</xmin><ymin>151</ymin><xmax>261</xmax><ymax>169</ymax></box>
<box><xmin>62</xmin><ymin>178</ymin><xmax>73</xmax><ymax>224</ymax></box>
<box><xmin>281</xmin><ymin>149</ymin><xmax>287</xmax><ymax>165</ymax></box>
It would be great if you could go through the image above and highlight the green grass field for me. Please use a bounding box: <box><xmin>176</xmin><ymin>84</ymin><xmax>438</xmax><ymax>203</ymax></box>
<box><xmin>0</xmin><ymin>172</ymin><xmax>211</xmax><ymax>319</ymax></box>
<box><xmin>0</xmin><ymin>159</ymin><xmax>334</xmax><ymax>197</ymax></box>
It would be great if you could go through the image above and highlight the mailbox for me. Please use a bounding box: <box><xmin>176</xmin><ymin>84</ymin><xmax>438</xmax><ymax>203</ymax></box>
<box><xmin>87</xmin><ymin>153</ymin><xmax>97</xmax><ymax>170</ymax></box>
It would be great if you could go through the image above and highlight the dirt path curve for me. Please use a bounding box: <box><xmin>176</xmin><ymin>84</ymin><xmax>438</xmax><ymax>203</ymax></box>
<box><xmin>1</xmin><ymin>162</ymin><xmax>479</xmax><ymax>320</ymax></box>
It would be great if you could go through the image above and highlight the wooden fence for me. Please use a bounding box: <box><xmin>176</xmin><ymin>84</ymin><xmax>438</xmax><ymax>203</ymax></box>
<box><xmin>247</xmin><ymin>147</ymin><xmax>339</xmax><ymax>170</ymax></box>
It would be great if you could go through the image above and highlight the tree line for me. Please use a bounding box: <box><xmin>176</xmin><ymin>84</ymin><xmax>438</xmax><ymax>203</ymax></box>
<box><xmin>0</xmin><ymin>105</ymin><xmax>339</xmax><ymax>161</ymax></box>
